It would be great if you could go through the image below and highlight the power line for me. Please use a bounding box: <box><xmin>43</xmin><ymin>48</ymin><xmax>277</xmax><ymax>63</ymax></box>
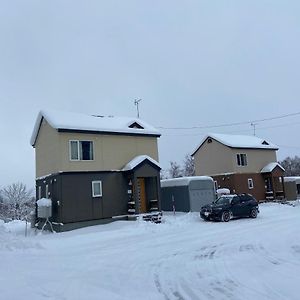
<box><xmin>277</xmin><ymin>145</ymin><xmax>300</xmax><ymax>150</ymax></box>
<box><xmin>161</xmin><ymin>120</ymin><xmax>300</xmax><ymax>137</ymax></box>
<box><xmin>157</xmin><ymin>111</ymin><xmax>300</xmax><ymax>130</ymax></box>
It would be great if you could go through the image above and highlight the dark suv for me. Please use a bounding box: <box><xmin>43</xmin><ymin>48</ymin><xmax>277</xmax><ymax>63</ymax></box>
<box><xmin>200</xmin><ymin>194</ymin><xmax>259</xmax><ymax>222</ymax></box>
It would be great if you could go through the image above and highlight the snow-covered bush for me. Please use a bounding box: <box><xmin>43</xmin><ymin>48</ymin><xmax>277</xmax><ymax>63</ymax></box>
<box><xmin>0</xmin><ymin>182</ymin><xmax>35</xmax><ymax>221</ymax></box>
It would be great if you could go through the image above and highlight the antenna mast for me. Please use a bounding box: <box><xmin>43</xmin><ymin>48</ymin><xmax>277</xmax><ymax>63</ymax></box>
<box><xmin>251</xmin><ymin>122</ymin><xmax>257</xmax><ymax>136</ymax></box>
<box><xmin>134</xmin><ymin>99</ymin><xmax>142</xmax><ymax>118</ymax></box>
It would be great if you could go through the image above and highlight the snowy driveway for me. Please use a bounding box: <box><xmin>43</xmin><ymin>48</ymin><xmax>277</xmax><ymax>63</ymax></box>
<box><xmin>1</xmin><ymin>203</ymin><xmax>300</xmax><ymax>300</ymax></box>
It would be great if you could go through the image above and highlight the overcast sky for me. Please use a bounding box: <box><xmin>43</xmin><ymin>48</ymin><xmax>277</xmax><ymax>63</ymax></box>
<box><xmin>1</xmin><ymin>1</ymin><xmax>300</xmax><ymax>189</ymax></box>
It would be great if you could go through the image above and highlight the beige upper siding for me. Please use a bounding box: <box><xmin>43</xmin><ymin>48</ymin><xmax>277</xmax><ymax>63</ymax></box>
<box><xmin>35</xmin><ymin>119</ymin><xmax>159</xmax><ymax>178</ymax></box>
<box><xmin>193</xmin><ymin>138</ymin><xmax>277</xmax><ymax>176</ymax></box>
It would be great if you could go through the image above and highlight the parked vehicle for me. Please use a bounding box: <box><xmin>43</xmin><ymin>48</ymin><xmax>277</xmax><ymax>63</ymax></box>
<box><xmin>200</xmin><ymin>194</ymin><xmax>259</xmax><ymax>222</ymax></box>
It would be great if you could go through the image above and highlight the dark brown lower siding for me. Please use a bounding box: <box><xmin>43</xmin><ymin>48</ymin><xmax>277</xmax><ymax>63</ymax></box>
<box><xmin>36</xmin><ymin>171</ymin><xmax>129</xmax><ymax>225</ymax></box>
<box><xmin>35</xmin><ymin>163</ymin><xmax>162</xmax><ymax>231</ymax></box>
<box><xmin>212</xmin><ymin>173</ymin><xmax>266</xmax><ymax>201</ymax></box>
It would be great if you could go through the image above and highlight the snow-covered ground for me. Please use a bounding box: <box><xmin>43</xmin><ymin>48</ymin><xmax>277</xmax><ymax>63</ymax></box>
<box><xmin>1</xmin><ymin>202</ymin><xmax>300</xmax><ymax>300</ymax></box>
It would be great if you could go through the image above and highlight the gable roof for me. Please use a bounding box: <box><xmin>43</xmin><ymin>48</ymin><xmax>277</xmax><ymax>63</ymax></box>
<box><xmin>122</xmin><ymin>155</ymin><xmax>161</xmax><ymax>171</ymax></box>
<box><xmin>30</xmin><ymin>110</ymin><xmax>161</xmax><ymax>146</ymax></box>
<box><xmin>261</xmin><ymin>162</ymin><xmax>285</xmax><ymax>173</ymax></box>
<box><xmin>192</xmin><ymin>133</ymin><xmax>278</xmax><ymax>155</ymax></box>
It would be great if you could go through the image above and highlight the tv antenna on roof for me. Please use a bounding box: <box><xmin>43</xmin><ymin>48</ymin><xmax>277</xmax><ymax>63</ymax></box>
<box><xmin>134</xmin><ymin>98</ymin><xmax>142</xmax><ymax>118</ymax></box>
<box><xmin>251</xmin><ymin>122</ymin><xmax>257</xmax><ymax>136</ymax></box>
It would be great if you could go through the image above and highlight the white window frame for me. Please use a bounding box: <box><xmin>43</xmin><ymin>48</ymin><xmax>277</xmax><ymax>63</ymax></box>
<box><xmin>92</xmin><ymin>181</ymin><xmax>102</xmax><ymax>197</ymax></box>
<box><xmin>248</xmin><ymin>178</ymin><xmax>254</xmax><ymax>189</ymax></box>
<box><xmin>237</xmin><ymin>153</ymin><xmax>247</xmax><ymax>166</ymax></box>
<box><xmin>214</xmin><ymin>180</ymin><xmax>218</xmax><ymax>190</ymax></box>
<box><xmin>38</xmin><ymin>186</ymin><xmax>42</xmax><ymax>199</ymax></box>
<box><xmin>69</xmin><ymin>140</ymin><xmax>79</xmax><ymax>161</ymax></box>
<box><xmin>45</xmin><ymin>184</ymin><xmax>49</xmax><ymax>198</ymax></box>
<box><xmin>69</xmin><ymin>140</ymin><xmax>94</xmax><ymax>161</ymax></box>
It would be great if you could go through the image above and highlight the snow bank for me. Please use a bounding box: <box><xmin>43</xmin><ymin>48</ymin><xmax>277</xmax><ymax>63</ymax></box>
<box><xmin>0</xmin><ymin>220</ymin><xmax>41</xmax><ymax>251</ymax></box>
<box><xmin>1</xmin><ymin>203</ymin><xmax>300</xmax><ymax>300</ymax></box>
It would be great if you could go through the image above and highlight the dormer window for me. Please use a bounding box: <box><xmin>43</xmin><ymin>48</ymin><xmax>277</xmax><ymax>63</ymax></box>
<box><xmin>70</xmin><ymin>140</ymin><xmax>94</xmax><ymax>161</ymax></box>
<box><xmin>262</xmin><ymin>140</ymin><xmax>269</xmax><ymax>145</ymax></box>
<box><xmin>128</xmin><ymin>122</ymin><xmax>144</xmax><ymax>129</ymax></box>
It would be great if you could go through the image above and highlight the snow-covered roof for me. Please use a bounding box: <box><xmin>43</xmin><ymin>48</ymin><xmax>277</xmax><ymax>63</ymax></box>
<box><xmin>161</xmin><ymin>176</ymin><xmax>213</xmax><ymax>187</ymax></box>
<box><xmin>261</xmin><ymin>162</ymin><xmax>285</xmax><ymax>173</ymax></box>
<box><xmin>30</xmin><ymin>109</ymin><xmax>161</xmax><ymax>146</ymax></box>
<box><xmin>284</xmin><ymin>176</ymin><xmax>300</xmax><ymax>184</ymax></box>
<box><xmin>122</xmin><ymin>155</ymin><xmax>161</xmax><ymax>171</ymax></box>
<box><xmin>192</xmin><ymin>133</ymin><xmax>278</xmax><ymax>155</ymax></box>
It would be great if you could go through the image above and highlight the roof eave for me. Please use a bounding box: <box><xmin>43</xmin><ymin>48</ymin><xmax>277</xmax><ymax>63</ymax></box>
<box><xmin>57</xmin><ymin>128</ymin><xmax>161</xmax><ymax>138</ymax></box>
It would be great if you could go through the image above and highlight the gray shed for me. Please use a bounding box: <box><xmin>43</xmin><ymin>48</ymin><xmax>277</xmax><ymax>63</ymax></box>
<box><xmin>161</xmin><ymin>176</ymin><xmax>215</xmax><ymax>212</ymax></box>
<box><xmin>284</xmin><ymin>177</ymin><xmax>300</xmax><ymax>200</ymax></box>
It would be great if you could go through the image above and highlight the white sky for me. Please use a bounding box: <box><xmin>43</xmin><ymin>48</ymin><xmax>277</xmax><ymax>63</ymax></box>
<box><xmin>1</xmin><ymin>1</ymin><xmax>300</xmax><ymax>188</ymax></box>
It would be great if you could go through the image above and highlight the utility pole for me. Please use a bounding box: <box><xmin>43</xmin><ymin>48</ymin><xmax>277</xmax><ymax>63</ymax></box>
<box><xmin>134</xmin><ymin>99</ymin><xmax>142</xmax><ymax>118</ymax></box>
<box><xmin>251</xmin><ymin>122</ymin><xmax>257</xmax><ymax>136</ymax></box>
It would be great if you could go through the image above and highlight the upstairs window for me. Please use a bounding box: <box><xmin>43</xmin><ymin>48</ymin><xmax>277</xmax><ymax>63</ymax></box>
<box><xmin>70</xmin><ymin>140</ymin><xmax>94</xmax><ymax>161</ymax></box>
<box><xmin>237</xmin><ymin>153</ymin><xmax>247</xmax><ymax>166</ymax></box>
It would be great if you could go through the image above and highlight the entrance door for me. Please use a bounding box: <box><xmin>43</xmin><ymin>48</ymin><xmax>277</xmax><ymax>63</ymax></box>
<box><xmin>137</xmin><ymin>178</ymin><xmax>147</xmax><ymax>213</ymax></box>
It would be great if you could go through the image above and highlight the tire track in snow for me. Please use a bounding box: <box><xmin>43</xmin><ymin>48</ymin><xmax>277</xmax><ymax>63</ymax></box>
<box><xmin>152</xmin><ymin>243</ymin><xmax>240</xmax><ymax>300</ymax></box>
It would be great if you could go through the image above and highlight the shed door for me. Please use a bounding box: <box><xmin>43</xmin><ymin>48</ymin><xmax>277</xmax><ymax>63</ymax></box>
<box><xmin>190</xmin><ymin>189</ymin><xmax>215</xmax><ymax>212</ymax></box>
<box><xmin>137</xmin><ymin>178</ymin><xmax>147</xmax><ymax>213</ymax></box>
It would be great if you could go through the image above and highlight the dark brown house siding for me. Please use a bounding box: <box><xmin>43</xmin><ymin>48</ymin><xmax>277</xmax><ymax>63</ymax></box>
<box><xmin>35</xmin><ymin>160</ymin><xmax>162</xmax><ymax>231</ymax></box>
<box><xmin>212</xmin><ymin>173</ymin><xmax>266</xmax><ymax>201</ymax></box>
<box><xmin>36</xmin><ymin>171</ymin><xmax>128</xmax><ymax>228</ymax></box>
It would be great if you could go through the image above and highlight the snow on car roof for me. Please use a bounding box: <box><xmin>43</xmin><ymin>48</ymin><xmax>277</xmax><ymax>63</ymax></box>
<box><xmin>30</xmin><ymin>109</ymin><xmax>161</xmax><ymax>146</ymax></box>
<box><xmin>161</xmin><ymin>176</ymin><xmax>213</xmax><ymax>187</ymax></box>
<box><xmin>192</xmin><ymin>133</ymin><xmax>278</xmax><ymax>155</ymax></box>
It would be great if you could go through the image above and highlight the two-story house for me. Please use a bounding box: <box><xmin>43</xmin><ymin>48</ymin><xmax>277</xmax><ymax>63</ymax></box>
<box><xmin>191</xmin><ymin>133</ymin><xmax>285</xmax><ymax>201</ymax></box>
<box><xmin>30</xmin><ymin>110</ymin><xmax>162</xmax><ymax>231</ymax></box>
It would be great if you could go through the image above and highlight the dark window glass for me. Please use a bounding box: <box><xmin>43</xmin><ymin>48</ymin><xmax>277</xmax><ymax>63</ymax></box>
<box><xmin>80</xmin><ymin>141</ymin><xmax>93</xmax><ymax>160</ymax></box>
<box><xmin>231</xmin><ymin>196</ymin><xmax>240</xmax><ymax>204</ymax></box>
<box><xmin>237</xmin><ymin>154</ymin><xmax>247</xmax><ymax>166</ymax></box>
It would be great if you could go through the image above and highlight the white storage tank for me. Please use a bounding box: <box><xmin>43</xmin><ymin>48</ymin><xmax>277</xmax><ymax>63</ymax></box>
<box><xmin>37</xmin><ymin>198</ymin><xmax>52</xmax><ymax>219</ymax></box>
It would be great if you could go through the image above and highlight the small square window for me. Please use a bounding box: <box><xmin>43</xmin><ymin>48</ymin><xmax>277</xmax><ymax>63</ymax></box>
<box><xmin>248</xmin><ymin>178</ymin><xmax>254</xmax><ymax>189</ymax></box>
<box><xmin>92</xmin><ymin>181</ymin><xmax>102</xmax><ymax>197</ymax></box>
<box><xmin>237</xmin><ymin>154</ymin><xmax>247</xmax><ymax>166</ymax></box>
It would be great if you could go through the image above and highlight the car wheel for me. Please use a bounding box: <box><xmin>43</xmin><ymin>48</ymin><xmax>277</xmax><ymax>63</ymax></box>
<box><xmin>250</xmin><ymin>208</ymin><xmax>257</xmax><ymax>218</ymax></box>
<box><xmin>221</xmin><ymin>211</ymin><xmax>230</xmax><ymax>222</ymax></box>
